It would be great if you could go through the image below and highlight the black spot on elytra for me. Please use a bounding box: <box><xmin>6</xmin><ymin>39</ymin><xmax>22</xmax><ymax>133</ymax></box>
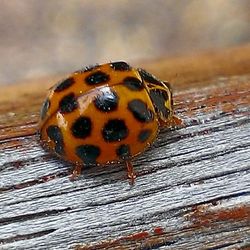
<box><xmin>102</xmin><ymin>119</ymin><xmax>128</xmax><ymax>142</ymax></box>
<box><xmin>71</xmin><ymin>116</ymin><xmax>92</xmax><ymax>139</ymax></box>
<box><xmin>46</xmin><ymin>125</ymin><xmax>64</xmax><ymax>155</ymax></box>
<box><xmin>138</xmin><ymin>68</ymin><xmax>163</xmax><ymax>86</ymax></box>
<box><xmin>54</xmin><ymin>77</ymin><xmax>75</xmax><ymax>92</ymax></box>
<box><xmin>123</xmin><ymin>77</ymin><xmax>144</xmax><ymax>91</ymax></box>
<box><xmin>85</xmin><ymin>71</ymin><xmax>110</xmax><ymax>85</ymax></box>
<box><xmin>110</xmin><ymin>61</ymin><xmax>131</xmax><ymax>71</ymax></box>
<box><xmin>59</xmin><ymin>93</ymin><xmax>78</xmax><ymax>113</ymax></box>
<box><xmin>75</xmin><ymin>144</ymin><xmax>100</xmax><ymax>164</ymax></box>
<box><xmin>138</xmin><ymin>129</ymin><xmax>152</xmax><ymax>143</ymax></box>
<box><xmin>149</xmin><ymin>89</ymin><xmax>170</xmax><ymax>119</ymax></box>
<box><xmin>94</xmin><ymin>88</ymin><xmax>119</xmax><ymax>112</ymax></box>
<box><xmin>40</xmin><ymin>98</ymin><xmax>50</xmax><ymax>120</ymax></box>
<box><xmin>116</xmin><ymin>144</ymin><xmax>131</xmax><ymax>159</ymax></box>
<box><xmin>128</xmin><ymin>99</ymin><xmax>154</xmax><ymax>123</ymax></box>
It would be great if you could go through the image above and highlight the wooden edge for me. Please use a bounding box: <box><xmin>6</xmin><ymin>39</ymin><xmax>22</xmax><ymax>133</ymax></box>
<box><xmin>140</xmin><ymin>43</ymin><xmax>250</xmax><ymax>87</ymax></box>
<box><xmin>1</xmin><ymin>44</ymin><xmax>250</xmax><ymax>103</ymax></box>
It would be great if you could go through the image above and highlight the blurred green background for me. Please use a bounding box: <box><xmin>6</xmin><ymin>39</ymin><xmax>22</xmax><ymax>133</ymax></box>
<box><xmin>0</xmin><ymin>0</ymin><xmax>249</xmax><ymax>85</ymax></box>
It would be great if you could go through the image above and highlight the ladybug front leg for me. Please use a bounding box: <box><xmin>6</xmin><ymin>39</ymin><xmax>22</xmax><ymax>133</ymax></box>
<box><xmin>125</xmin><ymin>160</ymin><xmax>136</xmax><ymax>185</ymax></box>
<box><xmin>159</xmin><ymin>115</ymin><xmax>182</xmax><ymax>128</ymax></box>
<box><xmin>70</xmin><ymin>164</ymin><xmax>82</xmax><ymax>181</ymax></box>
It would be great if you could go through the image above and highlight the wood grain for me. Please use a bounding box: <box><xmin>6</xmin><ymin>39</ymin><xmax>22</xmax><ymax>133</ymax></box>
<box><xmin>0</xmin><ymin>45</ymin><xmax>250</xmax><ymax>250</ymax></box>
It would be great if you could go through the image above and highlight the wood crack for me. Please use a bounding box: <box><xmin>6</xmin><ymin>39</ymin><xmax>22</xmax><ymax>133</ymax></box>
<box><xmin>0</xmin><ymin>229</ymin><xmax>56</xmax><ymax>244</ymax></box>
<box><xmin>0</xmin><ymin>208</ymin><xmax>71</xmax><ymax>226</ymax></box>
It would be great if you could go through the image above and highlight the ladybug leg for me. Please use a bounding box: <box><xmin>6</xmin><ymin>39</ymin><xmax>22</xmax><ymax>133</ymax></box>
<box><xmin>159</xmin><ymin>115</ymin><xmax>182</xmax><ymax>128</ymax></box>
<box><xmin>125</xmin><ymin>160</ymin><xmax>136</xmax><ymax>185</ymax></box>
<box><xmin>171</xmin><ymin>115</ymin><xmax>183</xmax><ymax>126</ymax></box>
<box><xmin>70</xmin><ymin>164</ymin><xmax>82</xmax><ymax>181</ymax></box>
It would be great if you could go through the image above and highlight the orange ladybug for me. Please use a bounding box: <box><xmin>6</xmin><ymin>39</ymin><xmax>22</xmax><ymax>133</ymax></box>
<box><xmin>39</xmin><ymin>61</ymin><xmax>181</xmax><ymax>183</ymax></box>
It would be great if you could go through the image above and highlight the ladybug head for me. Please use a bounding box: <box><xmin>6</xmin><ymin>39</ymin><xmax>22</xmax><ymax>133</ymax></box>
<box><xmin>147</xmin><ymin>81</ymin><xmax>173</xmax><ymax>124</ymax></box>
<box><xmin>138</xmin><ymin>68</ymin><xmax>174</xmax><ymax>124</ymax></box>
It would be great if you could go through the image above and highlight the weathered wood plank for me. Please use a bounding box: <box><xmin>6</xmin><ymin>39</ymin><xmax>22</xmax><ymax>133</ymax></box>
<box><xmin>0</xmin><ymin>46</ymin><xmax>250</xmax><ymax>250</ymax></box>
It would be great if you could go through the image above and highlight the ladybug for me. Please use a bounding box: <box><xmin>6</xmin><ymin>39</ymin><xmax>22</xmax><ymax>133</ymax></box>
<box><xmin>39</xmin><ymin>61</ymin><xmax>181</xmax><ymax>183</ymax></box>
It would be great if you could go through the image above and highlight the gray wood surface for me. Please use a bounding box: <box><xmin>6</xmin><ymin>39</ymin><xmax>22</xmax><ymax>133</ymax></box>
<box><xmin>0</xmin><ymin>74</ymin><xmax>250</xmax><ymax>250</ymax></box>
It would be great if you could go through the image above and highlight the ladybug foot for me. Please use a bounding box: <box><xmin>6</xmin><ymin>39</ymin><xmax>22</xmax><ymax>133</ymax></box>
<box><xmin>125</xmin><ymin>160</ymin><xmax>137</xmax><ymax>185</ymax></box>
<box><xmin>172</xmin><ymin>115</ymin><xmax>183</xmax><ymax>126</ymax></box>
<box><xmin>69</xmin><ymin>164</ymin><xmax>82</xmax><ymax>181</ymax></box>
<box><xmin>159</xmin><ymin>115</ymin><xmax>183</xmax><ymax>128</ymax></box>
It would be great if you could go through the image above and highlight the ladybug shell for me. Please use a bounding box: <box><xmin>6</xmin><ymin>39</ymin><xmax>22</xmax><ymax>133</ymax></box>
<box><xmin>39</xmin><ymin>62</ymin><xmax>159</xmax><ymax>165</ymax></box>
